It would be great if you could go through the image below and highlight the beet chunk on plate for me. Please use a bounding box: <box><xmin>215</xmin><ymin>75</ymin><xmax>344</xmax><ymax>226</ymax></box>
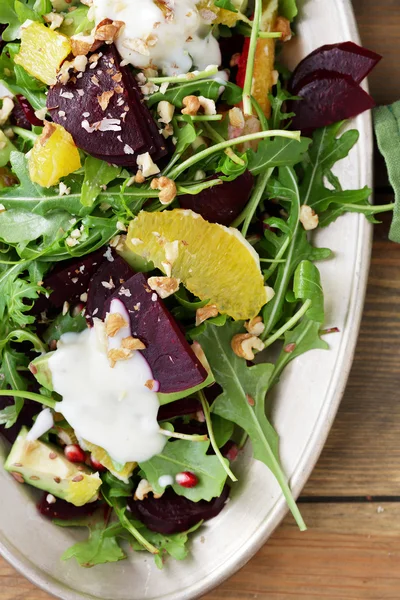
<box><xmin>104</xmin><ymin>273</ymin><xmax>208</xmax><ymax>393</ymax></box>
<box><xmin>129</xmin><ymin>485</ymin><xmax>230</xmax><ymax>534</ymax></box>
<box><xmin>179</xmin><ymin>171</ymin><xmax>254</xmax><ymax>226</ymax></box>
<box><xmin>38</xmin><ymin>493</ymin><xmax>102</xmax><ymax>520</ymax></box>
<box><xmin>289</xmin><ymin>41</ymin><xmax>382</xmax><ymax>94</ymax></box>
<box><xmin>47</xmin><ymin>45</ymin><xmax>167</xmax><ymax>167</ymax></box>
<box><xmin>288</xmin><ymin>71</ymin><xmax>376</xmax><ymax>134</ymax></box>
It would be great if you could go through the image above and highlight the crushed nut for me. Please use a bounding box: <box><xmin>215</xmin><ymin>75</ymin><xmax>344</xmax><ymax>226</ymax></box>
<box><xmin>157</xmin><ymin>100</ymin><xmax>175</xmax><ymax>124</ymax></box>
<box><xmin>231</xmin><ymin>333</ymin><xmax>265</xmax><ymax>360</ymax></box>
<box><xmin>0</xmin><ymin>97</ymin><xmax>14</xmax><ymax>126</ymax></box>
<box><xmin>134</xmin><ymin>478</ymin><xmax>163</xmax><ymax>501</ymax></box>
<box><xmin>136</xmin><ymin>152</ymin><xmax>160</xmax><ymax>178</ymax></box>
<box><xmin>97</xmin><ymin>90</ymin><xmax>114</xmax><ymax>111</ymax></box>
<box><xmin>108</xmin><ymin>347</ymin><xmax>133</xmax><ymax>368</ymax></box>
<box><xmin>121</xmin><ymin>336</ymin><xmax>146</xmax><ymax>350</ymax></box>
<box><xmin>150</xmin><ymin>176</ymin><xmax>176</xmax><ymax>205</ymax></box>
<box><xmin>135</xmin><ymin>170</ymin><xmax>145</xmax><ymax>184</ymax></box>
<box><xmin>70</xmin><ymin>33</ymin><xmax>102</xmax><ymax>57</ymax></box>
<box><xmin>43</xmin><ymin>12</ymin><xmax>64</xmax><ymax>29</ymax></box>
<box><xmin>122</xmin><ymin>37</ymin><xmax>150</xmax><ymax>56</ymax></box>
<box><xmin>95</xmin><ymin>18</ymin><xmax>125</xmax><ymax>42</ymax></box>
<box><xmin>195</xmin><ymin>304</ymin><xmax>218</xmax><ymax>327</ymax></box>
<box><xmin>274</xmin><ymin>16</ymin><xmax>292</xmax><ymax>42</ymax></box>
<box><xmin>228</xmin><ymin>106</ymin><xmax>245</xmax><ymax>129</ymax></box>
<box><xmin>181</xmin><ymin>95</ymin><xmax>200</xmax><ymax>116</ymax></box>
<box><xmin>39</xmin><ymin>122</ymin><xmax>56</xmax><ymax>146</ymax></box>
<box><xmin>299</xmin><ymin>205</ymin><xmax>319</xmax><ymax>230</ymax></box>
<box><xmin>198</xmin><ymin>95</ymin><xmax>216</xmax><ymax>116</ymax></box>
<box><xmin>105</xmin><ymin>312</ymin><xmax>128</xmax><ymax>337</ymax></box>
<box><xmin>145</xmin><ymin>379</ymin><xmax>157</xmax><ymax>391</ymax></box>
<box><xmin>244</xmin><ymin>316</ymin><xmax>265</xmax><ymax>336</ymax></box>
<box><xmin>148</xmin><ymin>276</ymin><xmax>180</xmax><ymax>299</ymax></box>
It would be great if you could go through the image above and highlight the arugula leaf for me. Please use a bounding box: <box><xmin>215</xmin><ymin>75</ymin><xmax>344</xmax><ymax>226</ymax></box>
<box><xmin>247</xmin><ymin>136</ymin><xmax>311</xmax><ymax>175</ymax></box>
<box><xmin>43</xmin><ymin>311</ymin><xmax>87</xmax><ymax>344</ymax></box>
<box><xmin>81</xmin><ymin>156</ymin><xmax>121</xmax><ymax>208</ymax></box>
<box><xmin>268</xmin><ymin>82</ymin><xmax>297</xmax><ymax>130</ymax></box>
<box><xmin>214</xmin><ymin>0</ymin><xmax>238</xmax><ymax>12</ymax></box>
<box><xmin>148</xmin><ymin>80</ymin><xmax>221</xmax><ymax>109</ymax></box>
<box><xmin>139</xmin><ymin>440</ymin><xmax>228</xmax><ymax>501</ymax></box>
<box><xmin>0</xmin><ymin>209</ymin><xmax>59</xmax><ymax>243</ymax></box>
<box><xmin>278</xmin><ymin>0</ymin><xmax>298</xmax><ymax>21</ymax></box>
<box><xmin>0</xmin><ymin>346</ymin><xmax>28</xmax><ymax>427</ymax></box>
<box><xmin>0</xmin><ymin>0</ymin><xmax>22</xmax><ymax>41</ymax></box>
<box><xmin>62</xmin><ymin>522</ymin><xmax>126</xmax><ymax>568</ymax></box>
<box><xmin>194</xmin><ymin>320</ymin><xmax>306</xmax><ymax>530</ymax></box>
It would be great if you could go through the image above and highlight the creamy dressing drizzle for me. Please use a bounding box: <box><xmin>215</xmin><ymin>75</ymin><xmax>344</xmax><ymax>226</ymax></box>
<box><xmin>92</xmin><ymin>0</ymin><xmax>221</xmax><ymax>75</ymax></box>
<box><xmin>49</xmin><ymin>310</ymin><xmax>166</xmax><ymax>464</ymax></box>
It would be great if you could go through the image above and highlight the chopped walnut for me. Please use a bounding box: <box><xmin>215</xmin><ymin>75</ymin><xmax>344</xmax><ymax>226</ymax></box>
<box><xmin>244</xmin><ymin>316</ymin><xmax>265</xmax><ymax>336</ymax></box>
<box><xmin>73</xmin><ymin>54</ymin><xmax>88</xmax><ymax>72</ymax></box>
<box><xmin>145</xmin><ymin>379</ymin><xmax>157</xmax><ymax>391</ymax></box>
<box><xmin>135</xmin><ymin>170</ymin><xmax>145</xmax><ymax>184</ymax></box>
<box><xmin>105</xmin><ymin>312</ymin><xmax>128</xmax><ymax>337</ymax></box>
<box><xmin>228</xmin><ymin>107</ymin><xmax>245</xmax><ymax>129</ymax></box>
<box><xmin>148</xmin><ymin>276</ymin><xmax>180</xmax><ymax>299</ymax></box>
<box><xmin>195</xmin><ymin>304</ymin><xmax>218</xmax><ymax>327</ymax></box>
<box><xmin>299</xmin><ymin>205</ymin><xmax>319</xmax><ymax>230</ymax></box>
<box><xmin>43</xmin><ymin>12</ymin><xmax>64</xmax><ymax>30</ymax></box>
<box><xmin>0</xmin><ymin>97</ymin><xmax>14</xmax><ymax>126</ymax></box>
<box><xmin>95</xmin><ymin>18</ymin><xmax>125</xmax><ymax>42</ymax></box>
<box><xmin>198</xmin><ymin>96</ymin><xmax>216</xmax><ymax>116</ymax></box>
<box><xmin>239</xmin><ymin>115</ymin><xmax>262</xmax><ymax>151</ymax></box>
<box><xmin>121</xmin><ymin>336</ymin><xmax>146</xmax><ymax>350</ymax></box>
<box><xmin>231</xmin><ymin>333</ymin><xmax>265</xmax><ymax>361</ymax></box>
<box><xmin>39</xmin><ymin>122</ymin><xmax>56</xmax><ymax>146</ymax></box>
<box><xmin>108</xmin><ymin>347</ymin><xmax>133</xmax><ymax>368</ymax></box>
<box><xmin>134</xmin><ymin>479</ymin><xmax>163</xmax><ymax>501</ymax></box>
<box><xmin>97</xmin><ymin>90</ymin><xmax>114</xmax><ymax>111</ymax></box>
<box><xmin>122</xmin><ymin>37</ymin><xmax>150</xmax><ymax>56</ymax></box>
<box><xmin>70</xmin><ymin>33</ymin><xmax>102</xmax><ymax>57</ymax></box>
<box><xmin>150</xmin><ymin>176</ymin><xmax>177</xmax><ymax>205</ymax></box>
<box><xmin>137</xmin><ymin>152</ymin><xmax>160</xmax><ymax>177</ymax></box>
<box><xmin>157</xmin><ymin>100</ymin><xmax>175</xmax><ymax>124</ymax></box>
<box><xmin>274</xmin><ymin>16</ymin><xmax>292</xmax><ymax>42</ymax></box>
<box><xmin>181</xmin><ymin>95</ymin><xmax>200</xmax><ymax>116</ymax></box>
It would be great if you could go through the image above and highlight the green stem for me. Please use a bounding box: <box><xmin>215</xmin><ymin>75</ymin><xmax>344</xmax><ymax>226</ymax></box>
<box><xmin>346</xmin><ymin>202</ymin><xmax>395</xmax><ymax>213</ymax></box>
<box><xmin>176</xmin><ymin>115</ymin><xmax>222</xmax><ymax>122</ymax></box>
<box><xmin>0</xmin><ymin>390</ymin><xmax>56</xmax><ymax>409</ymax></box>
<box><xmin>242</xmin><ymin>0</ymin><xmax>262</xmax><ymax>115</ymax></box>
<box><xmin>198</xmin><ymin>391</ymin><xmax>237</xmax><ymax>483</ymax></box>
<box><xmin>263</xmin><ymin>237</ymin><xmax>291</xmax><ymax>280</ymax></box>
<box><xmin>112</xmin><ymin>503</ymin><xmax>158</xmax><ymax>554</ymax></box>
<box><xmin>148</xmin><ymin>65</ymin><xmax>218</xmax><ymax>84</ymax></box>
<box><xmin>260</xmin><ymin>258</ymin><xmax>286</xmax><ymax>263</ymax></box>
<box><xmin>159</xmin><ymin>428</ymin><xmax>208</xmax><ymax>442</ymax></box>
<box><xmin>202</xmin><ymin>122</ymin><xmax>245</xmax><ymax>166</ymax></box>
<box><xmin>11</xmin><ymin>126</ymin><xmax>38</xmax><ymax>142</ymax></box>
<box><xmin>258</xmin><ymin>31</ymin><xmax>282</xmax><ymax>38</ymax></box>
<box><xmin>241</xmin><ymin>168</ymin><xmax>274</xmax><ymax>237</ymax></box>
<box><xmin>168</xmin><ymin>130</ymin><xmax>300</xmax><ymax>180</ymax></box>
<box><xmin>263</xmin><ymin>300</ymin><xmax>312</xmax><ymax>349</ymax></box>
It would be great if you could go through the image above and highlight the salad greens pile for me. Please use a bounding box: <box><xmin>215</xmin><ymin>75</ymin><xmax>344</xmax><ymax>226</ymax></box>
<box><xmin>0</xmin><ymin>0</ymin><xmax>396</xmax><ymax>571</ymax></box>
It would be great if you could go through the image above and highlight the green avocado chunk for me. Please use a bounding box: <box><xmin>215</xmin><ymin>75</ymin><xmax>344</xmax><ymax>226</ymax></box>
<box><xmin>4</xmin><ymin>427</ymin><xmax>101</xmax><ymax>506</ymax></box>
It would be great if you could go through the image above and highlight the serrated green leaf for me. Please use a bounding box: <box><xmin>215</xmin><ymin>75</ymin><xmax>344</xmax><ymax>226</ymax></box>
<box><xmin>247</xmin><ymin>137</ymin><xmax>311</xmax><ymax>175</ymax></box>
<box><xmin>80</xmin><ymin>156</ymin><xmax>121</xmax><ymax>208</ymax></box>
<box><xmin>62</xmin><ymin>522</ymin><xmax>126</xmax><ymax>568</ymax></box>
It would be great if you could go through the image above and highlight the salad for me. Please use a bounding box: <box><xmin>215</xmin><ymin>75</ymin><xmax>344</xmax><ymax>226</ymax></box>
<box><xmin>0</xmin><ymin>0</ymin><xmax>394</xmax><ymax>570</ymax></box>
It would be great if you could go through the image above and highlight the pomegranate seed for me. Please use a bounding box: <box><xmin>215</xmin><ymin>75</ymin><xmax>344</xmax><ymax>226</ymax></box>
<box><xmin>90</xmin><ymin>456</ymin><xmax>106</xmax><ymax>472</ymax></box>
<box><xmin>175</xmin><ymin>471</ymin><xmax>198</xmax><ymax>488</ymax></box>
<box><xmin>223</xmin><ymin>442</ymin><xmax>239</xmax><ymax>462</ymax></box>
<box><xmin>64</xmin><ymin>444</ymin><xmax>86</xmax><ymax>463</ymax></box>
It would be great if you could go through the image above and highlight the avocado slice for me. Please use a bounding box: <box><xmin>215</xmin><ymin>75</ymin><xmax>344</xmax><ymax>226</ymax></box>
<box><xmin>4</xmin><ymin>427</ymin><xmax>101</xmax><ymax>507</ymax></box>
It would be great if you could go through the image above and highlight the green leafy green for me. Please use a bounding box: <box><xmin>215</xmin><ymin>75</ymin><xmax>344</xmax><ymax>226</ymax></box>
<box><xmin>214</xmin><ymin>0</ymin><xmax>238</xmax><ymax>12</ymax></box>
<box><xmin>43</xmin><ymin>311</ymin><xmax>87</xmax><ymax>344</ymax></box>
<box><xmin>247</xmin><ymin>136</ymin><xmax>311</xmax><ymax>175</ymax></box>
<box><xmin>62</xmin><ymin>522</ymin><xmax>126</xmax><ymax>568</ymax></box>
<box><xmin>80</xmin><ymin>157</ymin><xmax>121</xmax><ymax>208</ymax></box>
<box><xmin>278</xmin><ymin>0</ymin><xmax>298</xmax><ymax>21</ymax></box>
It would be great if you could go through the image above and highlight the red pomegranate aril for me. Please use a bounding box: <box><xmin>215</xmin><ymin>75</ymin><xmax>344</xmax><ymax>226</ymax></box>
<box><xmin>90</xmin><ymin>456</ymin><xmax>106</xmax><ymax>472</ymax></box>
<box><xmin>64</xmin><ymin>444</ymin><xmax>86</xmax><ymax>463</ymax></box>
<box><xmin>175</xmin><ymin>471</ymin><xmax>198</xmax><ymax>488</ymax></box>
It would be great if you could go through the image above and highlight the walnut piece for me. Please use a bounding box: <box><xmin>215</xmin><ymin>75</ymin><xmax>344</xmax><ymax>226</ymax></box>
<box><xmin>244</xmin><ymin>316</ymin><xmax>265</xmax><ymax>336</ymax></box>
<box><xmin>43</xmin><ymin>12</ymin><xmax>64</xmax><ymax>30</ymax></box>
<box><xmin>150</xmin><ymin>176</ymin><xmax>177</xmax><ymax>205</ymax></box>
<box><xmin>134</xmin><ymin>479</ymin><xmax>163</xmax><ymax>501</ymax></box>
<box><xmin>107</xmin><ymin>347</ymin><xmax>133</xmax><ymax>368</ymax></box>
<box><xmin>181</xmin><ymin>95</ymin><xmax>200</xmax><ymax>116</ymax></box>
<box><xmin>299</xmin><ymin>205</ymin><xmax>319</xmax><ymax>230</ymax></box>
<box><xmin>231</xmin><ymin>333</ymin><xmax>265</xmax><ymax>360</ymax></box>
<box><xmin>70</xmin><ymin>33</ymin><xmax>102</xmax><ymax>57</ymax></box>
<box><xmin>195</xmin><ymin>304</ymin><xmax>218</xmax><ymax>327</ymax></box>
<box><xmin>148</xmin><ymin>276</ymin><xmax>180</xmax><ymax>299</ymax></box>
<box><xmin>228</xmin><ymin>106</ymin><xmax>245</xmax><ymax>129</ymax></box>
<box><xmin>274</xmin><ymin>16</ymin><xmax>292</xmax><ymax>42</ymax></box>
<box><xmin>95</xmin><ymin>19</ymin><xmax>125</xmax><ymax>42</ymax></box>
<box><xmin>198</xmin><ymin>95</ymin><xmax>216</xmax><ymax>116</ymax></box>
<box><xmin>137</xmin><ymin>152</ymin><xmax>160</xmax><ymax>178</ymax></box>
<box><xmin>121</xmin><ymin>336</ymin><xmax>146</xmax><ymax>350</ymax></box>
<box><xmin>157</xmin><ymin>100</ymin><xmax>175</xmax><ymax>124</ymax></box>
<box><xmin>105</xmin><ymin>312</ymin><xmax>128</xmax><ymax>337</ymax></box>
<box><xmin>97</xmin><ymin>90</ymin><xmax>114</xmax><ymax>111</ymax></box>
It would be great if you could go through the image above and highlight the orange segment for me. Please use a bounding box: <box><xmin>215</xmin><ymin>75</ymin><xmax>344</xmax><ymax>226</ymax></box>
<box><xmin>81</xmin><ymin>439</ymin><xmax>137</xmax><ymax>483</ymax></box>
<box><xmin>127</xmin><ymin>209</ymin><xmax>268</xmax><ymax>321</ymax></box>
<box><xmin>252</xmin><ymin>0</ymin><xmax>279</xmax><ymax>117</ymax></box>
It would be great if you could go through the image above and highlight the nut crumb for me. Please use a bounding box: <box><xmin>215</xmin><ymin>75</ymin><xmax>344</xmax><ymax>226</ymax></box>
<box><xmin>121</xmin><ymin>336</ymin><xmax>146</xmax><ymax>350</ymax></box>
<box><xmin>300</xmin><ymin>205</ymin><xmax>319</xmax><ymax>230</ymax></box>
<box><xmin>231</xmin><ymin>333</ymin><xmax>264</xmax><ymax>360</ymax></box>
<box><xmin>148</xmin><ymin>276</ymin><xmax>180</xmax><ymax>299</ymax></box>
<box><xmin>108</xmin><ymin>347</ymin><xmax>133</xmax><ymax>368</ymax></box>
<box><xmin>105</xmin><ymin>312</ymin><xmax>128</xmax><ymax>337</ymax></box>
<box><xmin>244</xmin><ymin>316</ymin><xmax>265</xmax><ymax>336</ymax></box>
<box><xmin>150</xmin><ymin>176</ymin><xmax>176</xmax><ymax>205</ymax></box>
<box><xmin>196</xmin><ymin>304</ymin><xmax>218</xmax><ymax>326</ymax></box>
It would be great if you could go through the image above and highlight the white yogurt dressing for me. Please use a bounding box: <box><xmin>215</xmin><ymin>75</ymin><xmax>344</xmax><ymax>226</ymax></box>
<box><xmin>49</xmin><ymin>308</ymin><xmax>166</xmax><ymax>464</ymax></box>
<box><xmin>92</xmin><ymin>0</ymin><xmax>221</xmax><ymax>75</ymax></box>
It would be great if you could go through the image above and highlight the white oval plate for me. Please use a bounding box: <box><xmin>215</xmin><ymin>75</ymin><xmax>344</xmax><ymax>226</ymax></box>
<box><xmin>0</xmin><ymin>1</ymin><xmax>373</xmax><ymax>598</ymax></box>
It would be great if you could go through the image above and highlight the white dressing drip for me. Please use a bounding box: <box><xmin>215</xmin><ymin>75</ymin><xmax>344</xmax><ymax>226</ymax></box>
<box><xmin>92</xmin><ymin>0</ymin><xmax>221</xmax><ymax>75</ymax></box>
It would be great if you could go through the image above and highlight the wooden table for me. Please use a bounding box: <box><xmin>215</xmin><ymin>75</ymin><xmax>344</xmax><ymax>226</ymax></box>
<box><xmin>1</xmin><ymin>1</ymin><xmax>400</xmax><ymax>599</ymax></box>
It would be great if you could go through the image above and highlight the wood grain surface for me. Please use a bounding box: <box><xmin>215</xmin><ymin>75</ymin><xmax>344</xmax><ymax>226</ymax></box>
<box><xmin>1</xmin><ymin>2</ymin><xmax>400</xmax><ymax>599</ymax></box>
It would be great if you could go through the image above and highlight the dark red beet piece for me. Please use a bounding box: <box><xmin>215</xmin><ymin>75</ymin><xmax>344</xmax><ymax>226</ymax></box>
<box><xmin>15</xmin><ymin>95</ymin><xmax>43</xmax><ymax>127</ymax></box>
<box><xmin>289</xmin><ymin>41</ymin><xmax>382</xmax><ymax>94</ymax></box>
<box><xmin>38</xmin><ymin>493</ymin><xmax>102</xmax><ymax>520</ymax></box>
<box><xmin>179</xmin><ymin>171</ymin><xmax>254</xmax><ymax>226</ymax></box>
<box><xmin>85</xmin><ymin>253</ymin><xmax>133</xmax><ymax>324</ymax></box>
<box><xmin>0</xmin><ymin>397</ymin><xmax>39</xmax><ymax>444</ymax></box>
<box><xmin>129</xmin><ymin>485</ymin><xmax>230</xmax><ymax>534</ymax></box>
<box><xmin>288</xmin><ymin>71</ymin><xmax>376</xmax><ymax>134</ymax></box>
<box><xmin>157</xmin><ymin>397</ymin><xmax>202</xmax><ymax>421</ymax></box>
<box><xmin>47</xmin><ymin>45</ymin><xmax>167</xmax><ymax>167</ymax></box>
<box><xmin>104</xmin><ymin>273</ymin><xmax>207</xmax><ymax>393</ymax></box>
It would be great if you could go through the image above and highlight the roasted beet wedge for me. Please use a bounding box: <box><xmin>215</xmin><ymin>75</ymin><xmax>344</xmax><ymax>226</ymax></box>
<box><xmin>104</xmin><ymin>273</ymin><xmax>208</xmax><ymax>393</ymax></box>
<box><xmin>85</xmin><ymin>252</ymin><xmax>133</xmax><ymax>324</ymax></box>
<box><xmin>179</xmin><ymin>171</ymin><xmax>254</xmax><ymax>226</ymax></box>
<box><xmin>157</xmin><ymin>397</ymin><xmax>202</xmax><ymax>421</ymax></box>
<box><xmin>289</xmin><ymin>71</ymin><xmax>376</xmax><ymax>133</ymax></box>
<box><xmin>47</xmin><ymin>45</ymin><xmax>167</xmax><ymax>167</ymax></box>
<box><xmin>15</xmin><ymin>95</ymin><xmax>43</xmax><ymax>128</ymax></box>
<box><xmin>129</xmin><ymin>485</ymin><xmax>230</xmax><ymax>534</ymax></box>
<box><xmin>289</xmin><ymin>42</ymin><xmax>382</xmax><ymax>94</ymax></box>
<box><xmin>38</xmin><ymin>493</ymin><xmax>102</xmax><ymax>520</ymax></box>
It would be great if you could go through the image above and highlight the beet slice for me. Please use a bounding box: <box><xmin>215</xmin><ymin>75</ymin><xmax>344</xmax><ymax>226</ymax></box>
<box><xmin>288</xmin><ymin>71</ymin><xmax>376</xmax><ymax>134</ymax></box>
<box><xmin>47</xmin><ymin>45</ymin><xmax>167</xmax><ymax>167</ymax></box>
<box><xmin>0</xmin><ymin>397</ymin><xmax>40</xmax><ymax>444</ymax></box>
<box><xmin>129</xmin><ymin>485</ymin><xmax>230</xmax><ymax>534</ymax></box>
<box><xmin>38</xmin><ymin>493</ymin><xmax>102</xmax><ymax>520</ymax></box>
<box><xmin>85</xmin><ymin>253</ymin><xmax>134</xmax><ymax>324</ymax></box>
<box><xmin>15</xmin><ymin>95</ymin><xmax>43</xmax><ymax>128</ymax></box>
<box><xmin>104</xmin><ymin>273</ymin><xmax>208</xmax><ymax>393</ymax></box>
<box><xmin>179</xmin><ymin>171</ymin><xmax>254</xmax><ymax>226</ymax></box>
<box><xmin>289</xmin><ymin>42</ymin><xmax>382</xmax><ymax>94</ymax></box>
<box><xmin>157</xmin><ymin>397</ymin><xmax>202</xmax><ymax>421</ymax></box>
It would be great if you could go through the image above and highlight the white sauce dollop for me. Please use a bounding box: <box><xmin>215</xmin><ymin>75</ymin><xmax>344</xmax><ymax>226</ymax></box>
<box><xmin>92</xmin><ymin>0</ymin><xmax>221</xmax><ymax>75</ymax></box>
<box><xmin>49</xmin><ymin>325</ymin><xmax>166</xmax><ymax>465</ymax></box>
<box><xmin>26</xmin><ymin>408</ymin><xmax>54</xmax><ymax>442</ymax></box>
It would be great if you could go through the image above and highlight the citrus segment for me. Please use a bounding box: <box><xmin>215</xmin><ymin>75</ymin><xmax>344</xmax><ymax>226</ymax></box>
<box><xmin>81</xmin><ymin>439</ymin><xmax>137</xmax><ymax>483</ymax></box>
<box><xmin>127</xmin><ymin>209</ymin><xmax>267</xmax><ymax>321</ymax></box>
